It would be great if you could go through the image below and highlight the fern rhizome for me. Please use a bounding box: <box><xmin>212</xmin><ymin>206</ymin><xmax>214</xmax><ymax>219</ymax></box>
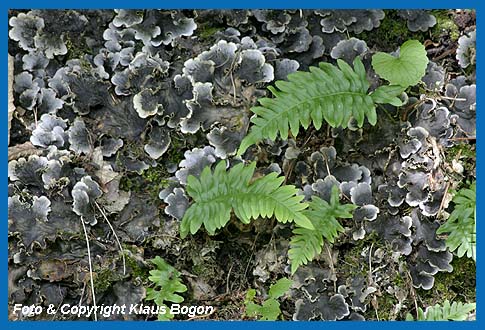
<box><xmin>237</xmin><ymin>57</ymin><xmax>404</xmax><ymax>156</ymax></box>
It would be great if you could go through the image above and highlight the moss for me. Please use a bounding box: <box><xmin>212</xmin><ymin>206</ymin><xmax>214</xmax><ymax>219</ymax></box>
<box><xmin>445</xmin><ymin>142</ymin><xmax>476</xmax><ymax>177</ymax></box>
<box><xmin>418</xmin><ymin>257</ymin><xmax>476</xmax><ymax>307</ymax></box>
<box><xmin>94</xmin><ymin>267</ymin><xmax>124</xmax><ymax>292</ymax></box>
<box><xmin>372</xmin><ymin>292</ymin><xmax>398</xmax><ymax>320</ymax></box>
<box><xmin>431</xmin><ymin>10</ymin><xmax>460</xmax><ymax>41</ymax></box>
<box><xmin>337</xmin><ymin>231</ymin><xmax>384</xmax><ymax>280</ymax></box>
<box><xmin>337</xmin><ymin>232</ymin><xmax>413</xmax><ymax>320</ymax></box>
<box><xmin>198</xmin><ymin>25</ymin><xmax>222</xmax><ymax>39</ymax></box>
<box><xmin>168</xmin><ymin>133</ymin><xmax>189</xmax><ymax>164</ymax></box>
<box><xmin>119</xmin><ymin>162</ymin><xmax>171</xmax><ymax>200</ymax></box>
<box><xmin>125</xmin><ymin>254</ymin><xmax>150</xmax><ymax>280</ymax></box>
<box><xmin>119</xmin><ymin>175</ymin><xmax>140</xmax><ymax>193</ymax></box>
<box><xmin>122</xmin><ymin>244</ymin><xmax>151</xmax><ymax>281</ymax></box>
<box><xmin>446</xmin><ymin>142</ymin><xmax>475</xmax><ymax>160</ymax></box>
<box><xmin>141</xmin><ymin>164</ymin><xmax>171</xmax><ymax>200</ymax></box>
<box><xmin>190</xmin><ymin>253</ymin><xmax>221</xmax><ymax>281</ymax></box>
<box><xmin>142</xmin><ymin>164</ymin><xmax>168</xmax><ymax>182</ymax></box>
<box><xmin>356</xmin><ymin>10</ymin><xmax>426</xmax><ymax>51</ymax></box>
<box><xmin>363</xmin><ymin>268</ymin><xmax>411</xmax><ymax>321</ymax></box>
<box><xmin>64</xmin><ymin>34</ymin><xmax>92</xmax><ymax>61</ymax></box>
<box><xmin>196</xmin><ymin>18</ymin><xmax>224</xmax><ymax>40</ymax></box>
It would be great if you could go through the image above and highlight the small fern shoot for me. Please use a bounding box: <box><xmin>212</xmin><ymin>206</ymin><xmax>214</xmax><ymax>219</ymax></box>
<box><xmin>244</xmin><ymin>278</ymin><xmax>293</xmax><ymax>320</ymax></box>
<box><xmin>237</xmin><ymin>57</ymin><xmax>403</xmax><ymax>156</ymax></box>
<box><xmin>146</xmin><ymin>256</ymin><xmax>187</xmax><ymax>321</ymax></box>
<box><xmin>180</xmin><ymin>161</ymin><xmax>313</xmax><ymax>238</ymax></box>
<box><xmin>289</xmin><ymin>186</ymin><xmax>356</xmax><ymax>274</ymax></box>
<box><xmin>437</xmin><ymin>181</ymin><xmax>476</xmax><ymax>261</ymax></box>
<box><xmin>405</xmin><ymin>300</ymin><xmax>476</xmax><ymax>321</ymax></box>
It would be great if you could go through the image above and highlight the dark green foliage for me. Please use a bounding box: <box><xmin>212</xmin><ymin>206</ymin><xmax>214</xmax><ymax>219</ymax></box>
<box><xmin>180</xmin><ymin>161</ymin><xmax>313</xmax><ymax>238</ymax></box>
<box><xmin>289</xmin><ymin>186</ymin><xmax>356</xmax><ymax>274</ymax></box>
<box><xmin>237</xmin><ymin>57</ymin><xmax>403</xmax><ymax>155</ymax></box>
<box><xmin>437</xmin><ymin>181</ymin><xmax>476</xmax><ymax>260</ymax></box>
<box><xmin>146</xmin><ymin>256</ymin><xmax>187</xmax><ymax>320</ymax></box>
<box><xmin>406</xmin><ymin>300</ymin><xmax>476</xmax><ymax>321</ymax></box>
<box><xmin>244</xmin><ymin>278</ymin><xmax>293</xmax><ymax>320</ymax></box>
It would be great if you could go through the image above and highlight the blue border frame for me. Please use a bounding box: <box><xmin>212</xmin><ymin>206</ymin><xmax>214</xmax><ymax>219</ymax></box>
<box><xmin>3</xmin><ymin>1</ymin><xmax>480</xmax><ymax>329</ymax></box>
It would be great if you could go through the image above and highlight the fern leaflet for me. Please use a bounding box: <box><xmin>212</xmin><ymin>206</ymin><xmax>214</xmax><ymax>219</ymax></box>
<box><xmin>145</xmin><ymin>256</ymin><xmax>187</xmax><ymax>320</ymax></box>
<box><xmin>289</xmin><ymin>186</ymin><xmax>356</xmax><ymax>274</ymax></box>
<box><xmin>237</xmin><ymin>57</ymin><xmax>403</xmax><ymax>156</ymax></box>
<box><xmin>406</xmin><ymin>300</ymin><xmax>476</xmax><ymax>321</ymax></box>
<box><xmin>180</xmin><ymin>161</ymin><xmax>313</xmax><ymax>238</ymax></box>
<box><xmin>437</xmin><ymin>181</ymin><xmax>476</xmax><ymax>260</ymax></box>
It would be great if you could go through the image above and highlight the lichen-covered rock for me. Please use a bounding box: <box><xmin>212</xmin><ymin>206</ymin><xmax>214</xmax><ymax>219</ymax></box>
<box><xmin>316</xmin><ymin>10</ymin><xmax>385</xmax><ymax>34</ymax></box>
<box><xmin>144</xmin><ymin>125</ymin><xmax>170</xmax><ymax>159</ymax></box>
<box><xmin>253</xmin><ymin>10</ymin><xmax>292</xmax><ymax>34</ymax></box>
<box><xmin>397</xmin><ymin>10</ymin><xmax>436</xmax><ymax>32</ymax></box>
<box><xmin>31</xmin><ymin>114</ymin><xmax>68</xmax><ymax>148</ymax></box>
<box><xmin>294</xmin><ymin>293</ymin><xmax>350</xmax><ymax>320</ymax></box>
<box><xmin>9</xmin><ymin>155</ymin><xmax>48</xmax><ymax>188</ymax></box>
<box><xmin>7</xmin><ymin>9</ymin><xmax>476</xmax><ymax>321</ymax></box>
<box><xmin>9</xmin><ymin>12</ymin><xmax>45</xmax><ymax>52</ymax></box>
<box><xmin>456</xmin><ymin>30</ymin><xmax>476</xmax><ymax>68</ymax></box>
<box><xmin>422</xmin><ymin>61</ymin><xmax>445</xmax><ymax>91</ymax></box>
<box><xmin>68</xmin><ymin>118</ymin><xmax>92</xmax><ymax>155</ymax></box>
<box><xmin>72</xmin><ymin>176</ymin><xmax>102</xmax><ymax>225</ymax></box>
<box><xmin>330</xmin><ymin>38</ymin><xmax>368</xmax><ymax>64</ymax></box>
<box><xmin>113</xmin><ymin>194</ymin><xmax>160</xmax><ymax>243</ymax></box>
<box><xmin>9</xmin><ymin>196</ymin><xmax>80</xmax><ymax>249</ymax></box>
<box><xmin>175</xmin><ymin>146</ymin><xmax>218</xmax><ymax>185</ymax></box>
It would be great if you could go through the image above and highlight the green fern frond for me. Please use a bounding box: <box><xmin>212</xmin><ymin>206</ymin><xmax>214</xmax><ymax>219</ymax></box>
<box><xmin>437</xmin><ymin>181</ymin><xmax>476</xmax><ymax>261</ymax></box>
<box><xmin>406</xmin><ymin>300</ymin><xmax>476</xmax><ymax>321</ymax></box>
<box><xmin>237</xmin><ymin>57</ymin><xmax>403</xmax><ymax>156</ymax></box>
<box><xmin>289</xmin><ymin>186</ymin><xmax>356</xmax><ymax>274</ymax></box>
<box><xmin>180</xmin><ymin>161</ymin><xmax>313</xmax><ymax>238</ymax></box>
<box><xmin>146</xmin><ymin>256</ymin><xmax>187</xmax><ymax>320</ymax></box>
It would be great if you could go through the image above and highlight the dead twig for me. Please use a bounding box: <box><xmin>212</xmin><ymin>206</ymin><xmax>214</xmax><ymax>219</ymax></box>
<box><xmin>447</xmin><ymin>136</ymin><xmax>476</xmax><ymax>141</ymax></box>
<box><xmin>436</xmin><ymin>182</ymin><xmax>451</xmax><ymax>218</ymax></box>
<box><xmin>283</xmin><ymin>159</ymin><xmax>296</xmax><ymax>185</ymax></box>
<box><xmin>324</xmin><ymin>243</ymin><xmax>337</xmax><ymax>292</ymax></box>
<box><xmin>406</xmin><ymin>270</ymin><xmax>419</xmax><ymax>319</ymax></box>
<box><xmin>432</xmin><ymin>46</ymin><xmax>457</xmax><ymax>61</ymax></box>
<box><xmin>225</xmin><ymin>263</ymin><xmax>234</xmax><ymax>294</ymax></box>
